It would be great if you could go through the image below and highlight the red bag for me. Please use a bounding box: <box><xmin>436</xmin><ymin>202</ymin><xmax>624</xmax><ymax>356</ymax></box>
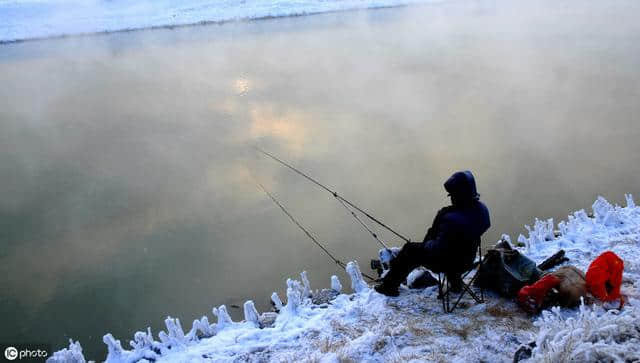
<box><xmin>586</xmin><ymin>251</ymin><xmax>624</xmax><ymax>302</ymax></box>
<box><xmin>517</xmin><ymin>274</ymin><xmax>561</xmax><ymax>313</ymax></box>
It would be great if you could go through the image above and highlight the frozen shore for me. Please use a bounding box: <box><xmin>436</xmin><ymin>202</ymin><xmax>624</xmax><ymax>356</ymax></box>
<box><xmin>48</xmin><ymin>195</ymin><xmax>640</xmax><ymax>362</ymax></box>
<box><xmin>0</xmin><ymin>0</ymin><xmax>440</xmax><ymax>43</ymax></box>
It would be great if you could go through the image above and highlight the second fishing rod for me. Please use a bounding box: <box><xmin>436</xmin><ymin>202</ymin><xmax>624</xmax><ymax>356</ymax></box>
<box><xmin>252</xmin><ymin>146</ymin><xmax>412</xmax><ymax>248</ymax></box>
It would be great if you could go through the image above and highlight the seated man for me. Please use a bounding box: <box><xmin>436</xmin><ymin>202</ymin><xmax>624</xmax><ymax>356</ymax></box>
<box><xmin>375</xmin><ymin>171</ymin><xmax>491</xmax><ymax>297</ymax></box>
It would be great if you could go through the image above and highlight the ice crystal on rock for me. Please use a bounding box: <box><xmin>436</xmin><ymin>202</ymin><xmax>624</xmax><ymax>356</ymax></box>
<box><xmin>212</xmin><ymin>305</ymin><xmax>233</xmax><ymax>329</ymax></box>
<box><xmin>625</xmin><ymin>194</ymin><xmax>635</xmax><ymax>208</ymax></box>
<box><xmin>103</xmin><ymin>334</ymin><xmax>140</xmax><ymax>363</ymax></box>
<box><xmin>331</xmin><ymin>275</ymin><xmax>342</xmax><ymax>293</ymax></box>
<box><xmin>271</xmin><ymin>292</ymin><xmax>283</xmax><ymax>311</ymax></box>
<box><xmin>187</xmin><ymin>316</ymin><xmax>215</xmax><ymax>340</ymax></box>
<box><xmin>519</xmin><ymin>218</ymin><xmax>556</xmax><ymax>253</ymax></box>
<box><xmin>243</xmin><ymin>300</ymin><xmax>260</xmax><ymax>327</ymax></box>
<box><xmin>130</xmin><ymin>328</ymin><xmax>161</xmax><ymax>355</ymax></box>
<box><xmin>46</xmin><ymin>340</ymin><xmax>85</xmax><ymax>363</ymax></box>
<box><xmin>284</xmin><ymin>279</ymin><xmax>302</xmax><ymax>316</ymax></box>
<box><xmin>346</xmin><ymin>261</ymin><xmax>368</xmax><ymax>293</ymax></box>
<box><xmin>301</xmin><ymin>271</ymin><xmax>312</xmax><ymax>298</ymax></box>
<box><xmin>157</xmin><ymin>317</ymin><xmax>189</xmax><ymax>353</ymax></box>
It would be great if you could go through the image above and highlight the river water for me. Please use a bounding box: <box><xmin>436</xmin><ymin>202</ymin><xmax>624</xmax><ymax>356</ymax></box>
<box><xmin>1</xmin><ymin>0</ymin><xmax>640</xmax><ymax>359</ymax></box>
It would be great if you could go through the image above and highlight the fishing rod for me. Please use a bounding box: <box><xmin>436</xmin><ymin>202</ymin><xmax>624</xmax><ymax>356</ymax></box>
<box><xmin>336</xmin><ymin>197</ymin><xmax>390</xmax><ymax>250</ymax></box>
<box><xmin>252</xmin><ymin>145</ymin><xmax>411</xmax><ymax>245</ymax></box>
<box><xmin>253</xmin><ymin>179</ymin><xmax>377</xmax><ymax>282</ymax></box>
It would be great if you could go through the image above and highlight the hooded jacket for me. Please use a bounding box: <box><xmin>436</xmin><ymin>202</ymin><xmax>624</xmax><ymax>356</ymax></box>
<box><xmin>422</xmin><ymin>171</ymin><xmax>491</xmax><ymax>272</ymax></box>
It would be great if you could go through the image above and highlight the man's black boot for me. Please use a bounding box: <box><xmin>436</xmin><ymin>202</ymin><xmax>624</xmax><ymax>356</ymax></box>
<box><xmin>374</xmin><ymin>283</ymin><xmax>399</xmax><ymax>297</ymax></box>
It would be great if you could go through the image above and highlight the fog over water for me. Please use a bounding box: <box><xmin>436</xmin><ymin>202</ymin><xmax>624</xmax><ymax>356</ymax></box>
<box><xmin>1</xmin><ymin>0</ymin><xmax>640</xmax><ymax>359</ymax></box>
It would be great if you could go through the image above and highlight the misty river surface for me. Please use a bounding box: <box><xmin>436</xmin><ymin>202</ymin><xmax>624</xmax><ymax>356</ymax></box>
<box><xmin>2</xmin><ymin>0</ymin><xmax>640</xmax><ymax>359</ymax></box>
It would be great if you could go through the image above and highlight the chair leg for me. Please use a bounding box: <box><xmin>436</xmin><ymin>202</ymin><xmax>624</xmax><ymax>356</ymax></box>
<box><xmin>449</xmin><ymin>270</ymin><xmax>484</xmax><ymax>312</ymax></box>
<box><xmin>461</xmin><ymin>273</ymin><xmax>483</xmax><ymax>304</ymax></box>
<box><xmin>438</xmin><ymin>269</ymin><xmax>486</xmax><ymax>313</ymax></box>
<box><xmin>436</xmin><ymin>244</ymin><xmax>486</xmax><ymax>313</ymax></box>
<box><xmin>438</xmin><ymin>273</ymin><xmax>452</xmax><ymax>313</ymax></box>
<box><xmin>445</xmin><ymin>277</ymin><xmax>451</xmax><ymax>313</ymax></box>
<box><xmin>438</xmin><ymin>273</ymin><xmax>445</xmax><ymax>313</ymax></box>
<box><xmin>450</xmin><ymin>283</ymin><xmax>482</xmax><ymax>312</ymax></box>
<box><xmin>479</xmin><ymin>244</ymin><xmax>484</xmax><ymax>303</ymax></box>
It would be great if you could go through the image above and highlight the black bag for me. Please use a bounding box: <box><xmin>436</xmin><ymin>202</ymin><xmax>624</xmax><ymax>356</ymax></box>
<box><xmin>476</xmin><ymin>246</ymin><xmax>542</xmax><ymax>297</ymax></box>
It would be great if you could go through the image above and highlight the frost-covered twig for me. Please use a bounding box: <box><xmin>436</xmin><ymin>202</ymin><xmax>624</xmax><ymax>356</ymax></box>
<box><xmin>530</xmin><ymin>302</ymin><xmax>640</xmax><ymax>362</ymax></box>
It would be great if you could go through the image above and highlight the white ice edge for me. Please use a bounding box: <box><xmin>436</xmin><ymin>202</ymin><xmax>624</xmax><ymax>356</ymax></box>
<box><xmin>0</xmin><ymin>0</ymin><xmax>442</xmax><ymax>43</ymax></box>
<box><xmin>47</xmin><ymin>194</ymin><xmax>640</xmax><ymax>362</ymax></box>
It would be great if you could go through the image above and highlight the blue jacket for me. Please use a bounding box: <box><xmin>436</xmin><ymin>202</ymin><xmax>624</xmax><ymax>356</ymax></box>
<box><xmin>422</xmin><ymin>171</ymin><xmax>491</xmax><ymax>272</ymax></box>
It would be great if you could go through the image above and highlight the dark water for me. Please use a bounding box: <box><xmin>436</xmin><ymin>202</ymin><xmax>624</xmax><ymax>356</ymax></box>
<box><xmin>1</xmin><ymin>0</ymin><xmax>640</xmax><ymax>359</ymax></box>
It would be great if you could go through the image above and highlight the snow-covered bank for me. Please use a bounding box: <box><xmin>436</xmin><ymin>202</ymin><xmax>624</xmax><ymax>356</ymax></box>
<box><xmin>0</xmin><ymin>0</ymin><xmax>440</xmax><ymax>43</ymax></box>
<box><xmin>49</xmin><ymin>195</ymin><xmax>640</xmax><ymax>362</ymax></box>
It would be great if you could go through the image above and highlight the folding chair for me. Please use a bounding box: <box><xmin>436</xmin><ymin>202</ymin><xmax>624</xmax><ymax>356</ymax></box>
<box><xmin>437</xmin><ymin>243</ymin><xmax>485</xmax><ymax>313</ymax></box>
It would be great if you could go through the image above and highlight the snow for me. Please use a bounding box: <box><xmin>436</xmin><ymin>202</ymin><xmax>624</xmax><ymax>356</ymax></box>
<box><xmin>48</xmin><ymin>195</ymin><xmax>640</xmax><ymax>362</ymax></box>
<box><xmin>0</xmin><ymin>0</ymin><xmax>439</xmax><ymax>43</ymax></box>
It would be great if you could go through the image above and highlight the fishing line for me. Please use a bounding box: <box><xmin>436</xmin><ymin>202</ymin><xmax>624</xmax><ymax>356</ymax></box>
<box><xmin>252</xmin><ymin>177</ymin><xmax>377</xmax><ymax>281</ymax></box>
<box><xmin>336</xmin><ymin>197</ymin><xmax>390</xmax><ymax>250</ymax></box>
<box><xmin>252</xmin><ymin>145</ymin><xmax>411</xmax><ymax>244</ymax></box>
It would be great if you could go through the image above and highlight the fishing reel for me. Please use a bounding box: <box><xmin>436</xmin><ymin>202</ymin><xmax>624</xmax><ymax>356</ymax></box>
<box><xmin>370</xmin><ymin>259</ymin><xmax>384</xmax><ymax>277</ymax></box>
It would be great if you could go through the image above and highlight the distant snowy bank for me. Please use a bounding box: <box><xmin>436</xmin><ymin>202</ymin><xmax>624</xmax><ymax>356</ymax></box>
<box><xmin>0</xmin><ymin>0</ymin><xmax>439</xmax><ymax>43</ymax></box>
<box><xmin>48</xmin><ymin>194</ymin><xmax>640</xmax><ymax>362</ymax></box>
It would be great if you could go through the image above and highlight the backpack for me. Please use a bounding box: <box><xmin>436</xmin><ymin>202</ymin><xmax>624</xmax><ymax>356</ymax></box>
<box><xmin>475</xmin><ymin>246</ymin><xmax>542</xmax><ymax>297</ymax></box>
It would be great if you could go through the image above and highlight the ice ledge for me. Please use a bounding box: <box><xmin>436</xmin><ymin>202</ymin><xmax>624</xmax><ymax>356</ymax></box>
<box><xmin>0</xmin><ymin>0</ymin><xmax>441</xmax><ymax>43</ymax></box>
<box><xmin>47</xmin><ymin>194</ymin><xmax>640</xmax><ymax>362</ymax></box>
